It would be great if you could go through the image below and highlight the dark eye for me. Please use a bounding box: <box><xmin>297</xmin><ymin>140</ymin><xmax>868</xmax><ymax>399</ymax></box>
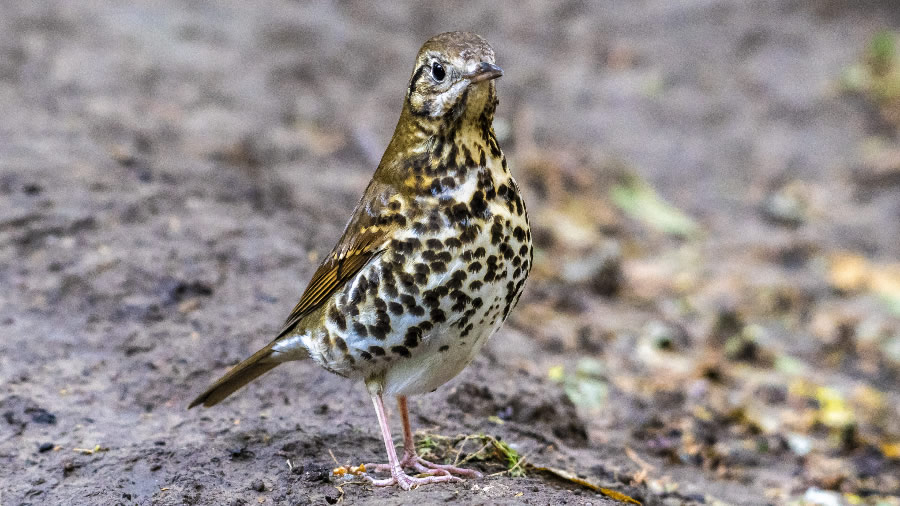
<box><xmin>431</xmin><ymin>62</ymin><xmax>446</xmax><ymax>82</ymax></box>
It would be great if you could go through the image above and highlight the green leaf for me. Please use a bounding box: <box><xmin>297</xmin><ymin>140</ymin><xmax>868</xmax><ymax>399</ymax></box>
<box><xmin>610</xmin><ymin>174</ymin><xmax>700</xmax><ymax>238</ymax></box>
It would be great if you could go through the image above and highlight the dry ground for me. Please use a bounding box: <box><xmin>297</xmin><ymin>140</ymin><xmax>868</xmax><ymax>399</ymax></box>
<box><xmin>2</xmin><ymin>1</ymin><xmax>900</xmax><ymax>505</ymax></box>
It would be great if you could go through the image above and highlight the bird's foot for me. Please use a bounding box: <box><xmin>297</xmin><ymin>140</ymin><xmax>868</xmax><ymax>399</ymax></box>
<box><xmin>403</xmin><ymin>454</ymin><xmax>482</xmax><ymax>478</ymax></box>
<box><xmin>364</xmin><ymin>465</ymin><xmax>463</xmax><ymax>490</ymax></box>
<box><xmin>365</xmin><ymin>453</ymin><xmax>481</xmax><ymax>489</ymax></box>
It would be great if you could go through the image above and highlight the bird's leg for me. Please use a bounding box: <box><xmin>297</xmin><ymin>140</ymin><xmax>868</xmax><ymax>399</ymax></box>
<box><xmin>365</xmin><ymin>393</ymin><xmax>462</xmax><ymax>489</ymax></box>
<box><xmin>396</xmin><ymin>395</ymin><xmax>482</xmax><ymax>479</ymax></box>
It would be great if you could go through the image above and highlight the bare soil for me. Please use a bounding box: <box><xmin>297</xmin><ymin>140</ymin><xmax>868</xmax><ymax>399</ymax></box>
<box><xmin>2</xmin><ymin>1</ymin><xmax>900</xmax><ymax>505</ymax></box>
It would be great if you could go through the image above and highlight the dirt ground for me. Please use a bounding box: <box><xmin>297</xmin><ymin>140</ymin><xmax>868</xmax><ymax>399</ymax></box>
<box><xmin>3</xmin><ymin>1</ymin><xmax>900</xmax><ymax>505</ymax></box>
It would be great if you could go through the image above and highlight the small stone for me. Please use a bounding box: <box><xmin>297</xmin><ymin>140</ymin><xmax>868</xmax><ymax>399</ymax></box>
<box><xmin>760</xmin><ymin>181</ymin><xmax>808</xmax><ymax>228</ymax></box>
<box><xmin>27</xmin><ymin>407</ymin><xmax>57</xmax><ymax>425</ymax></box>
<box><xmin>38</xmin><ymin>442</ymin><xmax>54</xmax><ymax>453</ymax></box>
<box><xmin>62</xmin><ymin>459</ymin><xmax>77</xmax><ymax>477</ymax></box>
<box><xmin>250</xmin><ymin>478</ymin><xmax>265</xmax><ymax>492</ymax></box>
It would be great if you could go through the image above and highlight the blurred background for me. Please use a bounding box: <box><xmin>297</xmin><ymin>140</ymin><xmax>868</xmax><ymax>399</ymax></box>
<box><xmin>1</xmin><ymin>1</ymin><xmax>899</xmax><ymax>504</ymax></box>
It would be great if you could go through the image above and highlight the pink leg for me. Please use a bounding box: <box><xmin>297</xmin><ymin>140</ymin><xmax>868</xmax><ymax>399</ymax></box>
<box><xmin>395</xmin><ymin>396</ymin><xmax>482</xmax><ymax>478</ymax></box>
<box><xmin>365</xmin><ymin>394</ymin><xmax>463</xmax><ymax>490</ymax></box>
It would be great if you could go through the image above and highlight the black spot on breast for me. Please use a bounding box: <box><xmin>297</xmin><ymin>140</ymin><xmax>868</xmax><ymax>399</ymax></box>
<box><xmin>462</xmin><ymin>144</ymin><xmax>475</xmax><ymax>167</ymax></box>
<box><xmin>400</xmin><ymin>294</ymin><xmax>417</xmax><ymax>308</ymax></box>
<box><xmin>430</xmin><ymin>179</ymin><xmax>444</xmax><ymax>195</ymax></box>
<box><xmin>335</xmin><ymin>336</ymin><xmax>348</xmax><ymax>352</ymax></box>
<box><xmin>445</xmin><ymin>237</ymin><xmax>462</xmax><ymax>249</ymax></box>
<box><xmin>431</xmin><ymin>308</ymin><xmax>446</xmax><ymax>323</ymax></box>
<box><xmin>420</xmin><ymin>321</ymin><xmax>434</xmax><ymax>332</ymax></box>
<box><xmin>373</xmin><ymin>298</ymin><xmax>387</xmax><ymax>311</ymax></box>
<box><xmin>398</xmin><ymin>272</ymin><xmax>415</xmax><ymax>288</ymax></box>
<box><xmin>360</xmin><ymin>350</ymin><xmax>373</xmax><ymax>361</ymax></box>
<box><xmin>368</xmin><ymin>271</ymin><xmax>381</xmax><ymax>295</ymax></box>
<box><xmin>469</xmin><ymin>280</ymin><xmax>483</xmax><ymax>291</ymax></box>
<box><xmin>447</xmin><ymin>143</ymin><xmax>458</xmax><ymax>168</ymax></box>
<box><xmin>350</xmin><ymin>276</ymin><xmax>368</xmax><ymax>305</ymax></box>
<box><xmin>460</xmin><ymin>224</ymin><xmax>481</xmax><ymax>243</ymax></box>
<box><xmin>451</xmin><ymin>290</ymin><xmax>470</xmax><ymax>312</ymax></box>
<box><xmin>490</xmin><ymin>222</ymin><xmax>503</xmax><ymax>245</ymax></box>
<box><xmin>447</xmin><ymin>270</ymin><xmax>467</xmax><ymax>289</ymax></box>
<box><xmin>505</xmin><ymin>282</ymin><xmax>516</xmax><ymax>303</ymax></box>
<box><xmin>426</xmin><ymin>238</ymin><xmax>443</xmax><ymax>250</ymax></box>
<box><xmin>369</xmin><ymin>345</ymin><xmax>386</xmax><ymax>356</ymax></box>
<box><xmin>513</xmin><ymin>226</ymin><xmax>526</xmax><ymax>242</ymax></box>
<box><xmin>388</xmin><ymin>301</ymin><xmax>404</xmax><ymax>315</ymax></box>
<box><xmin>353</xmin><ymin>322</ymin><xmax>367</xmax><ymax>337</ymax></box>
<box><xmin>474</xmin><ymin>247</ymin><xmax>486</xmax><ymax>258</ymax></box>
<box><xmin>404</xmin><ymin>326</ymin><xmax>422</xmax><ymax>348</ymax></box>
<box><xmin>468</xmin><ymin>262</ymin><xmax>483</xmax><ymax>273</ymax></box>
<box><xmin>469</xmin><ymin>191</ymin><xmax>489</xmax><ymax>218</ymax></box>
<box><xmin>447</xmin><ymin>202</ymin><xmax>471</xmax><ymax>224</ymax></box>
<box><xmin>368</xmin><ymin>324</ymin><xmax>387</xmax><ymax>340</ymax></box>
<box><xmin>430</xmin><ymin>261</ymin><xmax>447</xmax><ymax>274</ymax></box>
<box><xmin>391</xmin><ymin>346</ymin><xmax>411</xmax><ymax>358</ymax></box>
<box><xmin>389</xmin><ymin>201</ymin><xmax>401</xmax><ymax>211</ymax></box>
<box><xmin>414</xmin><ymin>262</ymin><xmax>431</xmax><ymax>276</ymax></box>
<box><xmin>328</xmin><ymin>307</ymin><xmax>347</xmax><ymax>331</ymax></box>
<box><xmin>422</xmin><ymin>290</ymin><xmax>440</xmax><ymax>308</ymax></box>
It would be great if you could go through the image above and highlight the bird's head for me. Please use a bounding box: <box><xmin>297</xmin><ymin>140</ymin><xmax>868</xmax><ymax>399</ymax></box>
<box><xmin>404</xmin><ymin>32</ymin><xmax>502</xmax><ymax>123</ymax></box>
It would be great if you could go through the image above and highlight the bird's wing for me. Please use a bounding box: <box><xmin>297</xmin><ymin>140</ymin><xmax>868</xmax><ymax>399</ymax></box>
<box><xmin>274</xmin><ymin>179</ymin><xmax>399</xmax><ymax>338</ymax></box>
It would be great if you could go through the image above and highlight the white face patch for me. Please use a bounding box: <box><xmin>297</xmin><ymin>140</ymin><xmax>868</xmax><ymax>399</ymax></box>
<box><xmin>427</xmin><ymin>79</ymin><xmax>470</xmax><ymax>118</ymax></box>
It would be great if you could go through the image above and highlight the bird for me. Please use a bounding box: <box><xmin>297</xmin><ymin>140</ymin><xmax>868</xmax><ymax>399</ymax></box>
<box><xmin>189</xmin><ymin>31</ymin><xmax>532</xmax><ymax>490</ymax></box>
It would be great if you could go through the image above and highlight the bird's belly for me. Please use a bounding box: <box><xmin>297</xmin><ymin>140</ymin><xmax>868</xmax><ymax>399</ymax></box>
<box><xmin>381</xmin><ymin>320</ymin><xmax>498</xmax><ymax>396</ymax></box>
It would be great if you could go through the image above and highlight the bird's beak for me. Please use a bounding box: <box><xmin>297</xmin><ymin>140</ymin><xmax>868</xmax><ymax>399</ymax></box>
<box><xmin>464</xmin><ymin>62</ymin><xmax>503</xmax><ymax>84</ymax></box>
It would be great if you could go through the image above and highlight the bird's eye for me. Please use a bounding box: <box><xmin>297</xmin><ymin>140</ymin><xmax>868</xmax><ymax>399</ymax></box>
<box><xmin>431</xmin><ymin>62</ymin><xmax>446</xmax><ymax>82</ymax></box>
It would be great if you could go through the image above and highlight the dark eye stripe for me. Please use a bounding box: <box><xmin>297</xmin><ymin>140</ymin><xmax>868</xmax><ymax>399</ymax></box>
<box><xmin>408</xmin><ymin>65</ymin><xmax>426</xmax><ymax>97</ymax></box>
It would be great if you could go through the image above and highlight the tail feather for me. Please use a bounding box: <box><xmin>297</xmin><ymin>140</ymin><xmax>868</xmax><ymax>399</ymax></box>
<box><xmin>189</xmin><ymin>345</ymin><xmax>282</xmax><ymax>409</ymax></box>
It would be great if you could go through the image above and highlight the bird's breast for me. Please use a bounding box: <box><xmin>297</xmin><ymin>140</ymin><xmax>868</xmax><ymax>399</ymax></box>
<box><xmin>304</xmin><ymin>152</ymin><xmax>533</xmax><ymax>395</ymax></box>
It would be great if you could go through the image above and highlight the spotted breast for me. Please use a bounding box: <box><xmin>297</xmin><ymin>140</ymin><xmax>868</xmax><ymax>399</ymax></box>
<box><xmin>291</xmin><ymin>140</ymin><xmax>532</xmax><ymax>396</ymax></box>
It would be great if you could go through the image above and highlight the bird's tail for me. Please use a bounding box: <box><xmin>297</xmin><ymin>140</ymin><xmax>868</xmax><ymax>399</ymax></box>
<box><xmin>188</xmin><ymin>343</ymin><xmax>296</xmax><ymax>408</ymax></box>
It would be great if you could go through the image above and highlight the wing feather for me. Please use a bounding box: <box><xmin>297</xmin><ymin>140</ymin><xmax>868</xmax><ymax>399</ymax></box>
<box><xmin>274</xmin><ymin>180</ymin><xmax>398</xmax><ymax>338</ymax></box>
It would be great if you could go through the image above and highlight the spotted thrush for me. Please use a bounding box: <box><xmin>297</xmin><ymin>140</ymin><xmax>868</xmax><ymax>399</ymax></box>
<box><xmin>189</xmin><ymin>32</ymin><xmax>533</xmax><ymax>489</ymax></box>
